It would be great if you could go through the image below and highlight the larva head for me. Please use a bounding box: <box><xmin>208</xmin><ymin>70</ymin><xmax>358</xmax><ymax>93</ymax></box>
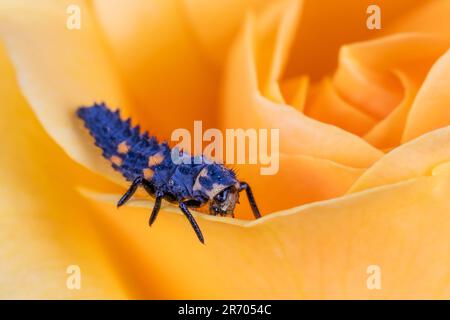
<box><xmin>209</xmin><ymin>185</ymin><xmax>240</xmax><ymax>217</ymax></box>
<box><xmin>193</xmin><ymin>164</ymin><xmax>240</xmax><ymax>217</ymax></box>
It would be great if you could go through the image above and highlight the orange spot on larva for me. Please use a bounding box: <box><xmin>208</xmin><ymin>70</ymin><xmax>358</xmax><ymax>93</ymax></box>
<box><xmin>148</xmin><ymin>153</ymin><xmax>165</xmax><ymax>166</ymax></box>
<box><xmin>193</xmin><ymin>167</ymin><xmax>209</xmax><ymax>192</ymax></box>
<box><xmin>143</xmin><ymin>168</ymin><xmax>154</xmax><ymax>180</ymax></box>
<box><xmin>110</xmin><ymin>155</ymin><xmax>123</xmax><ymax>166</ymax></box>
<box><xmin>117</xmin><ymin>141</ymin><xmax>129</xmax><ymax>154</ymax></box>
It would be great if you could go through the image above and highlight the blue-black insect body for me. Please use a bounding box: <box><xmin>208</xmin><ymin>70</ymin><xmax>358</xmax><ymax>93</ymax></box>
<box><xmin>77</xmin><ymin>103</ymin><xmax>261</xmax><ymax>243</ymax></box>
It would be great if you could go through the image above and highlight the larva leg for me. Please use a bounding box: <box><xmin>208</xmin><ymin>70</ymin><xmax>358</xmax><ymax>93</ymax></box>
<box><xmin>179</xmin><ymin>202</ymin><xmax>205</xmax><ymax>244</ymax></box>
<box><xmin>149</xmin><ymin>191</ymin><xmax>164</xmax><ymax>226</ymax></box>
<box><xmin>239</xmin><ymin>182</ymin><xmax>261</xmax><ymax>219</ymax></box>
<box><xmin>117</xmin><ymin>176</ymin><xmax>143</xmax><ymax>207</ymax></box>
<box><xmin>141</xmin><ymin>179</ymin><xmax>156</xmax><ymax>196</ymax></box>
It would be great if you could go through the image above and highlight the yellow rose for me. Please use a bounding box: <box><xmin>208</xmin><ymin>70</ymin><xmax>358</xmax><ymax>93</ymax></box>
<box><xmin>1</xmin><ymin>0</ymin><xmax>450</xmax><ymax>299</ymax></box>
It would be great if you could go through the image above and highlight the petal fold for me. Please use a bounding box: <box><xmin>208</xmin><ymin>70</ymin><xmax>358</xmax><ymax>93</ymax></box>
<box><xmin>350</xmin><ymin>126</ymin><xmax>450</xmax><ymax>193</ymax></box>
<box><xmin>222</xmin><ymin>0</ymin><xmax>383</xmax><ymax>167</ymax></box>
<box><xmin>93</xmin><ymin>0</ymin><xmax>219</xmax><ymax>140</ymax></box>
<box><xmin>0</xmin><ymin>45</ymin><xmax>128</xmax><ymax>299</ymax></box>
<box><xmin>0</xmin><ymin>0</ymin><xmax>130</xmax><ymax>183</ymax></box>
<box><xmin>82</xmin><ymin>172</ymin><xmax>450</xmax><ymax>299</ymax></box>
<box><xmin>403</xmin><ymin>49</ymin><xmax>450</xmax><ymax>141</ymax></box>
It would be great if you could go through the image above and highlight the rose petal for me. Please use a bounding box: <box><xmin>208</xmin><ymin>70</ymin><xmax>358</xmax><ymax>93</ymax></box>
<box><xmin>82</xmin><ymin>172</ymin><xmax>450</xmax><ymax>299</ymax></box>
<box><xmin>0</xmin><ymin>0</ymin><xmax>130</xmax><ymax>184</ymax></box>
<box><xmin>93</xmin><ymin>0</ymin><xmax>219</xmax><ymax>140</ymax></box>
<box><xmin>333</xmin><ymin>33</ymin><xmax>448</xmax><ymax>120</ymax></box>
<box><xmin>403</xmin><ymin>49</ymin><xmax>450</xmax><ymax>141</ymax></box>
<box><xmin>279</xmin><ymin>75</ymin><xmax>309</xmax><ymax>112</ymax></box>
<box><xmin>385</xmin><ymin>0</ymin><xmax>450</xmax><ymax>37</ymax></box>
<box><xmin>222</xmin><ymin>2</ymin><xmax>383</xmax><ymax>168</ymax></box>
<box><xmin>362</xmin><ymin>70</ymin><xmax>419</xmax><ymax>149</ymax></box>
<box><xmin>305</xmin><ymin>78</ymin><xmax>377</xmax><ymax>136</ymax></box>
<box><xmin>252</xmin><ymin>0</ymin><xmax>301</xmax><ymax>99</ymax></box>
<box><xmin>0</xmin><ymin>45</ymin><xmax>127</xmax><ymax>298</ymax></box>
<box><xmin>283</xmin><ymin>0</ymin><xmax>428</xmax><ymax>80</ymax></box>
<box><xmin>350</xmin><ymin>126</ymin><xmax>450</xmax><ymax>193</ymax></box>
<box><xmin>232</xmin><ymin>154</ymin><xmax>364</xmax><ymax>218</ymax></box>
<box><xmin>182</xmin><ymin>0</ymin><xmax>274</xmax><ymax>67</ymax></box>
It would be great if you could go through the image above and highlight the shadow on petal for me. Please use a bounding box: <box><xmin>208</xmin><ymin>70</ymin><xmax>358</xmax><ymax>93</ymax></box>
<box><xmin>80</xmin><ymin>173</ymin><xmax>450</xmax><ymax>299</ymax></box>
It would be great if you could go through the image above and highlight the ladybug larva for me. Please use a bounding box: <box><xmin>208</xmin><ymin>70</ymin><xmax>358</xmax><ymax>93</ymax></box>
<box><xmin>77</xmin><ymin>103</ymin><xmax>261</xmax><ymax>243</ymax></box>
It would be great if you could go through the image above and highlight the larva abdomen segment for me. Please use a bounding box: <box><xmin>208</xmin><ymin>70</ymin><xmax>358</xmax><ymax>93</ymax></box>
<box><xmin>77</xmin><ymin>102</ymin><xmax>167</xmax><ymax>181</ymax></box>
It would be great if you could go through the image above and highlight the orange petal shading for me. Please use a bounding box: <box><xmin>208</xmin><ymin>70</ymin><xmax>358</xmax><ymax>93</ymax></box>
<box><xmin>222</xmin><ymin>1</ymin><xmax>383</xmax><ymax>168</ymax></box>
<box><xmin>82</xmin><ymin>171</ymin><xmax>450</xmax><ymax>299</ymax></box>
<box><xmin>182</xmin><ymin>0</ymin><xmax>275</xmax><ymax>67</ymax></box>
<box><xmin>232</xmin><ymin>154</ymin><xmax>364</xmax><ymax>219</ymax></box>
<box><xmin>305</xmin><ymin>78</ymin><xmax>376</xmax><ymax>136</ymax></box>
<box><xmin>252</xmin><ymin>0</ymin><xmax>301</xmax><ymax>100</ymax></box>
<box><xmin>283</xmin><ymin>0</ymin><xmax>428</xmax><ymax>80</ymax></box>
<box><xmin>350</xmin><ymin>126</ymin><xmax>450</xmax><ymax>193</ymax></box>
<box><xmin>0</xmin><ymin>0</ymin><xmax>130</xmax><ymax>184</ymax></box>
<box><xmin>362</xmin><ymin>70</ymin><xmax>419</xmax><ymax>149</ymax></box>
<box><xmin>385</xmin><ymin>0</ymin><xmax>450</xmax><ymax>38</ymax></box>
<box><xmin>403</xmin><ymin>49</ymin><xmax>450</xmax><ymax>142</ymax></box>
<box><xmin>0</xmin><ymin>45</ymin><xmax>127</xmax><ymax>299</ymax></box>
<box><xmin>333</xmin><ymin>33</ymin><xmax>449</xmax><ymax>121</ymax></box>
<box><xmin>279</xmin><ymin>75</ymin><xmax>309</xmax><ymax>112</ymax></box>
<box><xmin>93</xmin><ymin>0</ymin><xmax>219</xmax><ymax>140</ymax></box>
